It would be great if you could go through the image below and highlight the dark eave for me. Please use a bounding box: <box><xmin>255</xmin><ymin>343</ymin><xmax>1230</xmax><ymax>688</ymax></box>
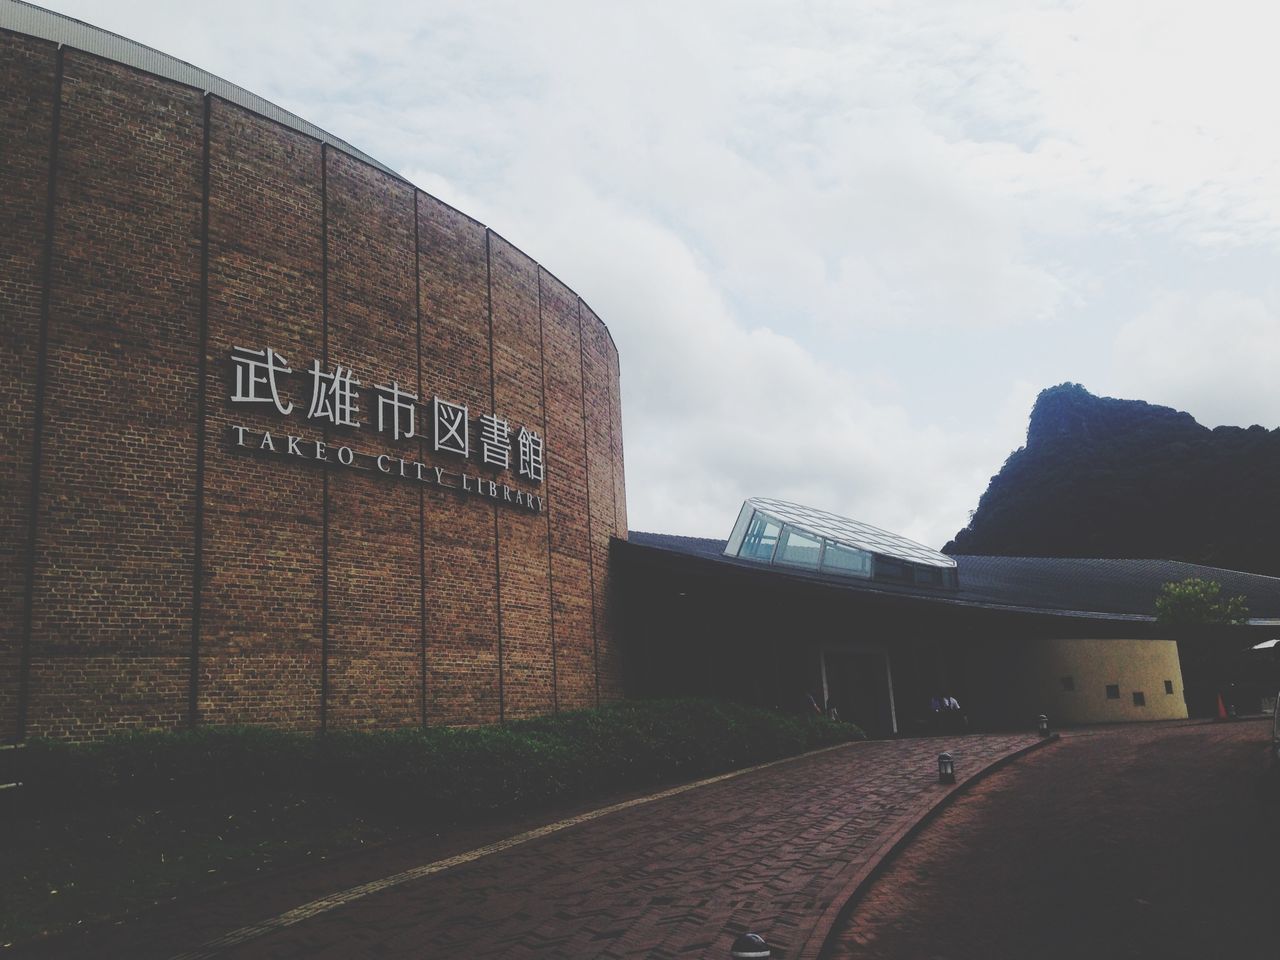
<box><xmin>620</xmin><ymin>531</ymin><xmax>1280</xmax><ymax>625</ymax></box>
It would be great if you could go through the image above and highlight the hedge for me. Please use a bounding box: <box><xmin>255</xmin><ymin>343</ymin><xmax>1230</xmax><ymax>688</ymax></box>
<box><xmin>14</xmin><ymin>699</ymin><xmax>863</xmax><ymax>820</ymax></box>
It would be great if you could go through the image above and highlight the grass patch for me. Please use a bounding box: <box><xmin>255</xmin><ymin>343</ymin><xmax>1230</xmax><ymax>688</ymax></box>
<box><xmin>2</xmin><ymin>699</ymin><xmax>861</xmax><ymax>945</ymax></box>
<box><xmin>2</xmin><ymin>793</ymin><xmax>385</xmax><ymax>947</ymax></box>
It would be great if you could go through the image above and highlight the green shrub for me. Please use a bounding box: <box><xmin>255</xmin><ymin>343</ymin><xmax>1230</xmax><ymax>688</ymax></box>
<box><xmin>17</xmin><ymin>699</ymin><xmax>863</xmax><ymax>821</ymax></box>
<box><xmin>19</xmin><ymin>725</ymin><xmax>320</xmax><ymax>807</ymax></box>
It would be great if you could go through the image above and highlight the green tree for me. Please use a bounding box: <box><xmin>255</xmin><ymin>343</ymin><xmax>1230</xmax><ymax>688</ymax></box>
<box><xmin>1154</xmin><ymin>578</ymin><xmax>1249</xmax><ymax>627</ymax></box>
<box><xmin>1155</xmin><ymin>578</ymin><xmax>1249</xmax><ymax>717</ymax></box>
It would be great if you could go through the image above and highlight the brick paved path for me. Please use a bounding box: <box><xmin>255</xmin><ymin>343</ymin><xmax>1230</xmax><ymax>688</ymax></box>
<box><xmin>167</xmin><ymin>734</ymin><xmax>1033</xmax><ymax>960</ymax></box>
<box><xmin>828</xmin><ymin>720</ymin><xmax>1280</xmax><ymax>959</ymax></box>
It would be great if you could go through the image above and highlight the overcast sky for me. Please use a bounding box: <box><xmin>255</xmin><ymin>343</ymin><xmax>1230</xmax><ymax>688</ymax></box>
<box><xmin>36</xmin><ymin>0</ymin><xmax>1280</xmax><ymax>547</ymax></box>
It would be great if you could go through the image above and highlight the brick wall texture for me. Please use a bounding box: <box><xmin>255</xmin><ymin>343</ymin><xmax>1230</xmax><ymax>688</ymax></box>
<box><xmin>0</xmin><ymin>32</ymin><xmax>628</xmax><ymax>741</ymax></box>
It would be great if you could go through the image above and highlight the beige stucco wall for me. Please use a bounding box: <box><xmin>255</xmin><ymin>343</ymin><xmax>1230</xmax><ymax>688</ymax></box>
<box><xmin>1022</xmin><ymin>638</ymin><xmax>1188</xmax><ymax>724</ymax></box>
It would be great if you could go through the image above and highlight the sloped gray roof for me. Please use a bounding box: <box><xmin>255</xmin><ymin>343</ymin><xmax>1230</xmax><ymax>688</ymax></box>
<box><xmin>623</xmin><ymin>531</ymin><xmax>1280</xmax><ymax>622</ymax></box>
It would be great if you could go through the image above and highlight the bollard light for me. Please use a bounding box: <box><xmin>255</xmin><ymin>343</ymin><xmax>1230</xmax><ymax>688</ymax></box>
<box><xmin>730</xmin><ymin>932</ymin><xmax>771</xmax><ymax>959</ymax></box>
<box><xmin>1038</xmin><ymin>714</ymin><xmax>1050</xmax><ymax>738</ymax></box>
<box><xmin>938</xmin><ymin>752</ymin><xmax>955</xmax><ymax>784</ymax></box>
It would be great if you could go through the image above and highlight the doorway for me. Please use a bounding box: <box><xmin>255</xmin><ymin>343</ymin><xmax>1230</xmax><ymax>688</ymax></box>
<box><xmin>822</xmin><ymin>648</ymin><xmax>897</xmax><ymax>737</ymax></box>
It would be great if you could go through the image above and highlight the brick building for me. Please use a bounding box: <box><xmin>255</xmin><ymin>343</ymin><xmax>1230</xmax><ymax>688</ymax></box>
<box><xmin>9</xmin><ymin>4</ymin><xmax>1278</xmax><ymax>746</ymax></box>
<box><xmin>1</xmin><ymin>3</ymin><xmax>626</xmax><ymax>741</ymax></box>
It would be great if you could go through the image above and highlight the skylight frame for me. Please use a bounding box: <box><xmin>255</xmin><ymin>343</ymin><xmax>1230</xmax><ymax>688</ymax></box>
<box><xmin>722</xmin><ymin>498</ymin><xmax>959</xmax><ymax>589</ymax></box>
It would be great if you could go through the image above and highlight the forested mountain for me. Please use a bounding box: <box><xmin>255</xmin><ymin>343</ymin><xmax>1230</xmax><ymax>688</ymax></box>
<box><xmin>943</xmin><ymin>384</ymin><xmax>1280</xmax><ymax>577</ymax></box>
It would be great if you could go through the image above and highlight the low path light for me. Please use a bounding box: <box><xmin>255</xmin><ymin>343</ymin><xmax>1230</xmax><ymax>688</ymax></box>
<box><xmin>938</xmin><ymin>752</ymin><xmax>955</xmax><ymax>784</ymax></box>
<box><xmin>730</xmin><ymin>932</ymin><xmax>771</xmax><ymax>958</ymax></box>
<box><xmin>1038</xmin><ymin>714</ymin><xmax>1050</xmax><ymax>738</ymax></box>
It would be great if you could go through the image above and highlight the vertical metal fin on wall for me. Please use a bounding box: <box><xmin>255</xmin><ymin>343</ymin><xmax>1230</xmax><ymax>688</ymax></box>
<box><xmin>16</xmin><ymin>44</ymin><xmax>63</xmax><ymax>742</ymax></box>
<box><xmin>188</xmin><ymin>93</ymin><xmax>213</xmax><ymax>728</ymax></box>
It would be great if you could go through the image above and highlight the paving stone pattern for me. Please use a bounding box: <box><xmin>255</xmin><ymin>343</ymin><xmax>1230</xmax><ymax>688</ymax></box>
<box><xmin>828</xmin><ymin>720</ymin><xmax>1280</xmax><ymax>960</ymax></box>
<box><xmin>210</xmin><ymin>734</ymin><xmax>1038</xmax><ymax>960</ymax></box>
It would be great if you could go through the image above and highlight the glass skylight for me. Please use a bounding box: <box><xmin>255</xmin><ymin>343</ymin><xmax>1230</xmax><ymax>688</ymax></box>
<box><xmin>723</xmin><ymin>498</ymin><xmax>958</xmax><ymax>589</ymax></box>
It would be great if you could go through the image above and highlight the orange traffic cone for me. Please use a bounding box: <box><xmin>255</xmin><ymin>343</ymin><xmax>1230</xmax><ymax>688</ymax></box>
<box><xmin>1217</xmin><ymin>693</ymin><xmax>1228</xmax><ymax>719</ymax></box>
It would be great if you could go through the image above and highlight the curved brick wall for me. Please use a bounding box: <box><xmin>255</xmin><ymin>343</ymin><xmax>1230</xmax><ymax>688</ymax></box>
<box><xmin>0</xmin><ymin>29</ymin><xmax>627</xmax><ymax>740</ymax></box>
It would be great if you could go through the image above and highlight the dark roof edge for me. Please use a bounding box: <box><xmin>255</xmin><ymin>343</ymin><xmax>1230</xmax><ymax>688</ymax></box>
<box><xmin>626</xmin><ymin>530</ymin><xmax>1280</xmax><ymax>586</ymax></box>
<box><xmin>1</xmin><ymin>0</ymin><xmax>394</xmax><ymax>175</ymax></box>
<box><xmin>952</xmin><ymin>553</ymin><xmax>1280</xmax><ymax>583</ymax></box>
<box><xmin>614</xmin><ymin>537</ymin><xmax>1160</xmax><ymax>624</ymax></box>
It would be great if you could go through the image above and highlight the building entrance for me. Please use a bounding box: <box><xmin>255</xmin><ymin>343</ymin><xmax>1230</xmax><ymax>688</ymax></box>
<box><xmin>824</xmin><ymin>650</ymin><xmax>896</xmax><ymax>742</ymax></box>
<box><xmin>821</xmin><ymin>649</ymin><xmax>896</xmax><ymax>737</ymax></box>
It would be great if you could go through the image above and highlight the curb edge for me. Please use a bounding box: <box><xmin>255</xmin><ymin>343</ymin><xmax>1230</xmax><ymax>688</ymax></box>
<box><xmin>799</xmin><ymin>733</ymin><xmax>1062</xmax><ymax>960</ymax></box>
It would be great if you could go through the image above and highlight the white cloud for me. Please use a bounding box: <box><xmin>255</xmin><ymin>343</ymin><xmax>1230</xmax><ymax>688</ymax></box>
<box><xmin>32</xmin><ymin>0</ymin><xmax>1280</xmax><ymax>548</ymax></box>
<box><xmin>992</xmin><ymin>0</ymin><xmax>1280</xmax><ymax>249</ymax></box>
<box><xmin>1107</xmin><ymin>290</ymin><xmax>1280</xmax><ymax>428</ymax></box>
<box><xmin>486</xmin><ymin>187</ymin><xmax>1033</xmax><ymax>546</ymax></box>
